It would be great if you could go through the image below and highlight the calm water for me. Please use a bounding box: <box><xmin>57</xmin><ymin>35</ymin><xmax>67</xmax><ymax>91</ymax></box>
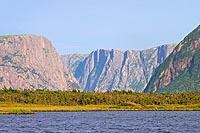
<box><xmin>0</xmin><ymin>111</ymin><xmax>200</xmax><ymax>133</ymax></box>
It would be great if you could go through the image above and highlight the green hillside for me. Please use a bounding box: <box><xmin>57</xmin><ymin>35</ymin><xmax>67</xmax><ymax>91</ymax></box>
<box><xmin>145</xmin><ymin>25</ymin><xmax>200</xmax><ymax>93</ymax></box>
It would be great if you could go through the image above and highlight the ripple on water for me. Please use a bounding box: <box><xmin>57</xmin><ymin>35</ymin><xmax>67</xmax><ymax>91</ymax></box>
<box><xmin>0</xmin><ymin>111</ymin><xmax>200</xmax><ymax>132</ymax></box>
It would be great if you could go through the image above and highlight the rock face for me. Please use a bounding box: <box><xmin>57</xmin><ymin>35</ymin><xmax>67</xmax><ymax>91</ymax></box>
<box><xmin>0</xmin><ymin>34</ymin><xmax>80</xmax><ymax>90</ymax></box>
<box><xmin>62</xmin><ymin>44</ymin><xmax>176</xmax><ymax>92</ymax></box>
<box><xmin>61</xmin><ymin>54</ymin><xmax>88</xmax><ymax>74</ymax></box>
<box><xmin>145</xmin><ymin>25</ymin><xmax>200</xmax><ymax>93</ymax></box>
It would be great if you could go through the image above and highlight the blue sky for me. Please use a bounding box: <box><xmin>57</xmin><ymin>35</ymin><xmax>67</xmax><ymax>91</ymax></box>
<box><xmin>0</xmin><ymin>0</ymin><xmax>200</xmax><ymax>54</ymax></box>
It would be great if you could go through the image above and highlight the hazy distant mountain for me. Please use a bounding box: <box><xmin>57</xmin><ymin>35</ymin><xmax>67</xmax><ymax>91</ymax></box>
<box><xmin>145</xmin><ymin>25</ymin><xmax>200</xmax><ymax>93</ymax></box>
<box><xmin>62</xmin><ymin>44</ymin><xmax>176</xmax><ymax>92</ymax></box>
<box><xmin>61</xmin><ymin>54</ymin><xmax>88</xmax><ymax>74</ymax></box>
<box><xmin>0</xmin><ymin>34</ymin><xmax>80</xmax><ymax>90</ymax></box>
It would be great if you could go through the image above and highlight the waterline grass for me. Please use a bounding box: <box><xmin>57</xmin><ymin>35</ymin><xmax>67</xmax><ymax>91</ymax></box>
<box><xmin>0</xmin><ymin>109</ymin><xmax>34</xmax><ymax>114</ymax></box>
<box><xmin>1</xmin><ymin>102</ymin><xmax>200</xmax><ymax>114</ymax></box>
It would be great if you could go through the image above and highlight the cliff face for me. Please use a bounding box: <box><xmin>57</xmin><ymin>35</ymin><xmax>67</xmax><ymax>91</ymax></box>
<box><xmin>145</xmin><ymin>25</ymin><xmax>200</xmax><ymax>93</ymax></box>
<box><xmin>0</xmin><ymin>34</ymin><xmax>80</xmax><ymax>90</ymax></box>
<box><xmin>61</xmin><ymin>54</ymin><xmax>88</xmax><ymax>74</ymax></box>
<box><xmin>62</xmin><ymin>44</ymin><xmax>176</xmax><ymax>92</ymax></box>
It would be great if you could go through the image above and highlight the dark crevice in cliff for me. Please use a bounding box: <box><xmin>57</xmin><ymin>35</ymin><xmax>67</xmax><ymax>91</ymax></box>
<box><xmin>157</xmin><ymin>45</ymin><xmax>167</xmax><ymax>64</ymax></box>
<box><xmin>86</xmin><ymin>50</ymin><xmax>108</xmax><ymax>91</ymax></box>
<box><xmin>139</xmin><ymin>51</ymin><xmax>148</xmax><ymax>84</ymax></box>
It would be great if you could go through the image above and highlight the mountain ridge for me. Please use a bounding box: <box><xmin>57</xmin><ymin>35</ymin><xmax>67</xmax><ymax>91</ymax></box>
<box><xmin>61</xmin><ymin>43</ymin><xmax>176</xmax><ymax>92</ymax></box>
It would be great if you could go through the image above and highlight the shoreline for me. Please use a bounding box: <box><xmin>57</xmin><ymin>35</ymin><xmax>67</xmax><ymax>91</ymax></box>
<box><xmin>1</xmin><ymin>103</ymin><xmax>200</xmax><ymax>114</ymax></box>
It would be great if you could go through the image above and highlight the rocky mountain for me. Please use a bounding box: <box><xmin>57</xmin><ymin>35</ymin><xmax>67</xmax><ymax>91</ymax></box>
<box><xmin>62</xmin><ymin>44</ymin><xmax>176</xmax><ymax>92</ymax></box>
<box><xmin>0</xmin><ymin>34</ymin><xmax>80</xmax><ymax>90</ymax></box>
<box><xmin>61</xmin><ymin>54</ymin><xmax>88</xmax><ymax>74</ymax></box>
<box><xmin>144</xmin><ymin>25</ymin><xmax>200</xmax><ymax>93</ymax></box>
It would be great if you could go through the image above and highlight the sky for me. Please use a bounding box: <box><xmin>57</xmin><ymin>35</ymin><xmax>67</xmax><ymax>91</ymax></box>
<box><xmin>0</xmin><ymin>0</ymin><xmax>200</xmax><ymax>54</ymax></box>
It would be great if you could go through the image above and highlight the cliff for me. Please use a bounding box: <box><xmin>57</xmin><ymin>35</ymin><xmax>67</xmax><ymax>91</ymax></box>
<box><xmin>62</xmin><ymin>44</ymin><xmax>176</xmax><ymax>92</ymax></box>
<box><xmin>61</xmin><ymin>54</ymin><xmax>88</xmax><ymax>74</ymax></box>
<box><xmin>0</xmin><ymin>34</ymin><xmax>80</xmax><ymax>90</ymax></box>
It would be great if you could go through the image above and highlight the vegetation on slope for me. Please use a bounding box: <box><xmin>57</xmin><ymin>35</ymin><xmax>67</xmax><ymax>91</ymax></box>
<box><xmin>145</xmin><ymin>25</ymin><xmax>200</xmax><ymax>93</ymax></box>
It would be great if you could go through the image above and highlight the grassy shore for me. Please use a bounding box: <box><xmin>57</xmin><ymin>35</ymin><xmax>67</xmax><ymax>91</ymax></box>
<box><xmin>1</xmin><ymin>102</ymin><xmax>200</xmax><ymax>114</ymax></box>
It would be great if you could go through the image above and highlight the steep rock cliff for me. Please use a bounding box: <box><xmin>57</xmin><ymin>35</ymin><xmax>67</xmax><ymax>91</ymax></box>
<box><xmin>62</xmin><ymin>44</ymin><xmax>176</xmax><ymax>92</ymax></box>
<box><xmin>61</xmin><ymin>54</ymin><xmax>88</xmax><ymax>74</ymax></box>
<box><xmin>0</xmin><ymin>34</ymin><xmax>80</xmax><ymax>90</ymax></box>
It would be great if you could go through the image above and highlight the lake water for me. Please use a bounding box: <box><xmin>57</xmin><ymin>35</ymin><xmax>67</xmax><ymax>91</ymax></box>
<box><xmin>0</xmin><ymin>111</ymin><xmax>200</xmax><ymax>133</ymax></box>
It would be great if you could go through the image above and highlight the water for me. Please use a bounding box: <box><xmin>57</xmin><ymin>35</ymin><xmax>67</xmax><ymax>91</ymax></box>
<box><xmin>0</xmin><ymin>111</ymin><xmax>200</xmax><ymax>133</ymax></box>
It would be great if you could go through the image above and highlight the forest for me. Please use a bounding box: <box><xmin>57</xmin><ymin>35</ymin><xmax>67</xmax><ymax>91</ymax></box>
<box><xmin>1</xmin><ymin>87</ymin><xmax>200</xmax><ymax>106</ymax></box>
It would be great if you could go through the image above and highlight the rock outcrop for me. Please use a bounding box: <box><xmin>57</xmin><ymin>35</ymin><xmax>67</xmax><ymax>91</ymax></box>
<box><xmin>61</xmin><ymin>54</ymin><xmax>88</xmax><ymax>74</ymax></box>
<box><xmin>144</xmin><ymin>25</ymin><xmax>200</xmax><ymax>93</ymax></box>
<box><xmin>0</xmin><ymin>34</ymin><xmax>80</xmax><ymax>90</ymax></box>
<box><xmin>62</xmin><ymin>44</ymin><xmax>176</xmax><ymax>92</ymax></box>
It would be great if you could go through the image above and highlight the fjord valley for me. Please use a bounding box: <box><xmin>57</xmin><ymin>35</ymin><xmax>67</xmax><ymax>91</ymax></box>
<box><xmin>1</xmin><ymin>25</ymin><xmax>200</xmax><ymax>113</ymax></box>
<box><xmin>0</xmin><ymin>25</ymin><xmax>200</xmax><ymax>93</ymax></box>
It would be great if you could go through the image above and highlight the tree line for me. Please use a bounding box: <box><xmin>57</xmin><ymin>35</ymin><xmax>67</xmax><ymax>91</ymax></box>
<box><xmin>0</xmin><ymin>87</ymin><xmax>200</xmax><ymax>106</ymax></box>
